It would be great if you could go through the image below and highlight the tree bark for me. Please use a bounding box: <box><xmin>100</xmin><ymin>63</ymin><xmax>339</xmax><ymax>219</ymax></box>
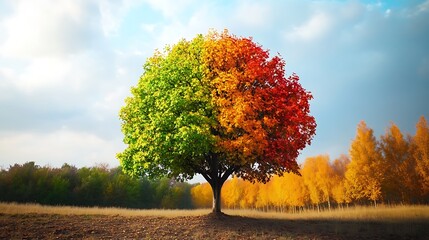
<box><xmin>211</xmin><ymin>178</ymin><xmax>223</xmax><ymax>213</ymax></box>
<box><xmin>198</xmin><ymin>153</ymin><xmax>239</xmax><ymax>214</ymax></box>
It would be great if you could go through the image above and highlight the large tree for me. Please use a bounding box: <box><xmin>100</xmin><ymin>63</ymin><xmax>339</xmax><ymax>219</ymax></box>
<box><xmin>117</xmin><ymin>30</ymin><xmax>316</xmax><ymax>213</ymax></box>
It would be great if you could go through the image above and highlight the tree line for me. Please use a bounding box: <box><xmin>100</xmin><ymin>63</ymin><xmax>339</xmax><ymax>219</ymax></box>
<box><xmin>191</xmin><ymin>116</ymin><xmax>429</xmax><ymax>211</ymax></box>
<box><xmin>1</xmin><ymin>116</ymin><xmax>428</xmax><ymax>211</ymax></box>
<box><xmin>0</xmin><ymin>162</ymin><xmax>193</xmax><ymax>209</ymax></box>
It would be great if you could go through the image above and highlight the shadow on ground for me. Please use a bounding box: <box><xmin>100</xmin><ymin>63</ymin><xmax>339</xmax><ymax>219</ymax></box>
<box><xmin>1</xmin><ymin>213</ymin><xmax>428</xmax><ymax>239</ymax></box>
<box><xmin>198</xmin><ymin>213</ymin><xmax>429</xmax><ymax>240</ymax></box>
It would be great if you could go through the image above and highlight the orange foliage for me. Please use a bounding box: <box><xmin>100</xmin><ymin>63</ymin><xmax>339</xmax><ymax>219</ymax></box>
<box><xmin>189</xmin><ymin>118</ymin><xmax>428</xmax><ymax>210</ymax></box>
<box><xmin>203</xmin><ymin>30</ymin><xmax>316</xmax><ymax>182</ymax></box>
<box><xmin>413</xmin><ymin>116</ymin><xmax>429</xmax><ymax>195</ymax></box>
<box><xmin>345</xmin><ymin>121</ymin><xmax>384</xmax><ymax>205</ymax></box>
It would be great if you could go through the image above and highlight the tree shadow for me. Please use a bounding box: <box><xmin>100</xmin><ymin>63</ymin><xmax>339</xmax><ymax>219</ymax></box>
<box><xmin>199</xmin><ymin>213</ymin><xmax>429</xmax><ymax>240</ymax></box>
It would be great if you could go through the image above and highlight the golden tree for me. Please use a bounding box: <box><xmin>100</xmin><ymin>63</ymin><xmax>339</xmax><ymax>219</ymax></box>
<box><xmin>345</xmin><ymin>121</ymin><xmax>384</xmax><ymax>206</ymax></box>
<box><xmin>302</xmin><ymin>155</ymin><xmax>335</xmax><ymax>210</ymax></box>
<box><xmin>282</xmin><ymin>172</ymin><xmax>309</xmax><ymax>212</ymax></box>
<box><xmin>413</xmin><ymin>116</ymin><xmax>429</xmax><ymax>196</ymax></box>
<box><xmin>239</xmin><ymin>180</ymin><xmax>259</xmax><ymax>209</ymax></box>
<box><xmin>190</xmin><ymin>183</ymin><xmax>212</xmax><ymax>208</ymax></box>
<box><xmin>380</xmin><ymin>122</ymin><xmax>418</xmax><ymax>203</ymax></box>
<box><xmin>331</xmin><ymin>155</ymin><xmax>350</xmax><ymax>207</ymax></box>
<box><xmin>222</xmin><ymin>177</ymin><xmax>244</xmax><ymax>209</ymax></box>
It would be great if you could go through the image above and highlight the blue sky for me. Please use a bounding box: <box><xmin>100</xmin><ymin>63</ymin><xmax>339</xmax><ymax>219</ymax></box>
<box><xmin>0</xmin><ymin>0</ymin><xmax>428</xmax><ymax>182</ymax></box>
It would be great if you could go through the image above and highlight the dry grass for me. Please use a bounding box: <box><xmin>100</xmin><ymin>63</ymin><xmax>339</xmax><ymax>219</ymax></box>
<box><xmin>2</xmin><ymin>202</ymin><xmax>428</xmax><ymax>222</ymax></box>
<box><xmin>1</xmin><ymin>203</ymin><xmax>429</xmax><ymax>239</ymax></box>
<box><xmin>224</xmin><ymin>205</ymin><xmax>429</xmax><ymax>222</ymax></box>
<box><xmin>0</xmin><ymin>202</ymin><xmax>210</xmax><ymax>217</ymax></box>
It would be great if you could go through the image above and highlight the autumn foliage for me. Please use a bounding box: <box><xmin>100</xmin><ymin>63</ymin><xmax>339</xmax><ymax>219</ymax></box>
<box><xmin>118</xmin><ymin>30</ymin><xmax>316</xmax><ymax>212</ymax></box>
<box><xmin>191</xmin><ymin>117</ymin><xmax>429</xmax><ymax>210</ymax></box>
<box><xmin>203</xmin><ymin>31</ymin><xmax>315</xmax><ymax>181</ymax></box>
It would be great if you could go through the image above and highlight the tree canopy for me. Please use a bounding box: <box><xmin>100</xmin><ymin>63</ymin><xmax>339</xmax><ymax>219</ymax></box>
<box><xmin>117</xmin><ymin>30</ymin><xmax>316</xmax><ymax>213</ymax></box>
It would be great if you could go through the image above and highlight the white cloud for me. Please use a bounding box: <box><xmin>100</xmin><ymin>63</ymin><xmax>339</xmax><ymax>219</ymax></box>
<box><xmin>0</xmin><ymin>0</ymin><xmax>96</xmax><ymax>59</ymax></box>
<box><xmin>141</xmin><ymin>23</ymin><xmax>156</xmax><ymax>33</ymax></box>
<box><xmin>1</xmin><ymin>51</ymin><xmax>113</xmax><ymax>95</ymax></box>
<box><xmin>0</xmin><ymin>129</ymin><xmax>123</xmax><ymax>169</ymax></box>
<box><xmin>234</xmin><ymin>1</ymin><xmax>272</xmax><ymax>28</ymax></box>
<box><xmin>286</xmin><ymin>12</ymin><xmax>332</xmax><ymax>42</ymax></box>
<box><xmin>0</xmin><ymin>0</ymin><xmax>428</xmax><ymax>172</ymax></box>
<box><xmin>14</xmin><ymin>57</ymin><xmax>73</xmax><ymax>93</ymax></box>
<box><xmin>144</xmin><ymin>0</ymin><xmax>195</xmax><ymax>19</ymax></box>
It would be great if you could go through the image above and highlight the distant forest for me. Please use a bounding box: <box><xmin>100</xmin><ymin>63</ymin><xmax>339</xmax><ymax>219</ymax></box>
<box><xmin>0</xmin><ymin>162</ymin><xmax>194</xmax><ymax>209</ymax></box>
<box><xmin>1</xmin><ymin>116</ymin><xmax>428</xmax><ymax>211</ymax></box>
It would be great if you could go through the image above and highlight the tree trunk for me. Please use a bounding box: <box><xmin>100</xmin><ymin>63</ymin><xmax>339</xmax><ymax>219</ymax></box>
<box><xmin>327</xmin><ymin>197</ymin><xmax>331</xmax><ymax>211</ymax></box>
<box><xmin>199</xmin><ymin>153</ymin><xmax>239</xmax><ymax>214</ymax></box>
<box><xmin>211</xmin><ymin>180</ymin><xmax>222</xmax><ymax>213</ymax></box>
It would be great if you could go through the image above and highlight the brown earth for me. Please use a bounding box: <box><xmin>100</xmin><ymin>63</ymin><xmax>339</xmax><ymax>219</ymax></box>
<box><xmin>0</xmin><ymin>213</ymin><xmax>428</xmax><ymax>239</ymax></box>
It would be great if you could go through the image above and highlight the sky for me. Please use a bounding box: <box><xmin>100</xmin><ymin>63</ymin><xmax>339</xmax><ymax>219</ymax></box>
<box><xmin>0</xmin><ymin>0</ymin><xmax>428</xmax><ymax>182</ymax></box>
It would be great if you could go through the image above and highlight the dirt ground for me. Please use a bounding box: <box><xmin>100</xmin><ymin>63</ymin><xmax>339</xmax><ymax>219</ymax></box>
<box><xmin>1</xmin><ymin>213</ymin><xmax>428</xmax><ymax>239</ymax></box>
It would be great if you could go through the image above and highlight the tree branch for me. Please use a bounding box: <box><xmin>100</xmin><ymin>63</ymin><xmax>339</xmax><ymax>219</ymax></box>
<box><xmin>220</xmin><ymin>165</ymin><xmax>240</xmax><ymax>184</ymax></box>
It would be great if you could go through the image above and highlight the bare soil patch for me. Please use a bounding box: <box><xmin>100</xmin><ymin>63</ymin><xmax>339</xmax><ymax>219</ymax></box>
<box><xmin>1</xmin><ymin>212</ymin><xmax>428</xmax><ymax>239</ymax></box>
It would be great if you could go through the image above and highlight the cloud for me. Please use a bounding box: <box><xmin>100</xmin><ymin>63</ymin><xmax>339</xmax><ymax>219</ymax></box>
<box><xmin>0</xmin><ymin>0</ymin><xmax>101</xmax><ymax>59</ymax></box>
<box><xmin>143</xmin><ymin>0</ymin><xmax>195</xmax><ymax>19</ymax></box>
<box><xmin>286</xmin><ymin>12</ymin><xmax>332</xmax><ymax>42</ymax></box>
<box><xmin>414</xmin><ymin>0</ymin><xmax>429</xmax><ymax>15</ymax></box>
<box><xmin>0</xmin><ymin>129</ymin><xmax>123</xmax><ymax>169</ymax></box>
<box><xmin>234</xmin><ymin>1</ymin><xmax>273</xmax><ymax>28</ymax></box>
<box><xmin>0</xmin><ymin>0</ymin><xmax>428</xmax><ymax>172</ymax></box>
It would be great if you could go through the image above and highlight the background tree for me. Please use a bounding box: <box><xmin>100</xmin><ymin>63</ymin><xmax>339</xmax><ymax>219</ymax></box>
<box><xmin>255</xmin><ymin>179</ymin><xmax>272</xmax><ymax>211</ymax></box>
<box><xmin>117</xmin><ymin>30</ymin><xmax>316</xmax><ymax>213</ymax></box>
<box><xmin>190</xmin><ymin>183</ymin><xmax>212</xmax><ymax>208</ymax></box>
<box><xmin>222</xmin><ymin>177</ymin><xmax>244</xmax><ymax>209</ymax></box>
<box><xmin>280</xmin><ymin>172</ymin><xmax>309</xmax><ymax>212</ymax></box>
<box><xmin>413</xmin><ymin>116</ymin><xmax>429</xmax><ymax>198</ymax></box>
<box><xmin>331</xmin><ymin>155</ymin><xmax>350</xmax><ymax>207</ymax></box>
<box><xmin>301</xmin><ymin>155</ymin><xmax>335</xmax><ymax>211</ymax></box>
<box><xmin>239</xmin><ymin>180</ymin><xmax>259</xmax><ymax>209</ymax></box>
<box><xmin>380</xmin><ymin>123</ymin><xmax>418</xmax><ymax>203</ymax></box>
<box><xmin>269</xmin><ymin>175</ymin><xmax>289</xmax><ymax>212</ymax></box>
<box><xmin>345</xmin><ymin>121</ymin><xmax>384</xmax><ymax>206</ymax></box>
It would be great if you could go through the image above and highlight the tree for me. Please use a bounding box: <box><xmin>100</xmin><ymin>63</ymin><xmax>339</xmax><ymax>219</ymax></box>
<box><xmin>268</xmin><ymin>175</ymin><xmax>288</xmax><ymax>211</ymax></box>
<box><xmin>345</xmin><ymin>121</ymin><xmax>384</xmax><ymax>206</ymax></box>
<box><xmin>331</xmin><ymin>155</ymin><xmax>350</xmax><ymax>207</ymax></box>
<box><xmin>117</xmin><ymin>30</ymin><xmax>316</xmax><ymax>213</ymax></box>
<box><xmin>255</xmin><ymin>179</ymin><xmax>272</xmax><ymax>211</ymax></box>
<box><xmin>239</xmin><ymin>180</ymin><xmax>259</xmax><ymax>209</ymax></box>
<box><xmin>301</xmin><ymin>155</ymin><xmax>335</xmax><ymax>210</ymax></box>
<box><xmin>413</xmin><ymin>116</ymin><xmax>429</xmax><ymax>197</ymax></box>
<box><xmin>380</xmin><ymin>122</ymin><xmax>418</xmax><ymax>203</ymax></box>
<box><xmin>222</xmin><ymin>177</ymin><xmax>244</xmax><ymax>209</ymax></box>
<box><xmin>191</xmin><ymin>183</ymin><xmax>213</xmax><ymax>208</ymax></box>
<box><xmin>282</xmin><ymin>172</ymin><xmax>309</xmax><ymax>212</ymax></box>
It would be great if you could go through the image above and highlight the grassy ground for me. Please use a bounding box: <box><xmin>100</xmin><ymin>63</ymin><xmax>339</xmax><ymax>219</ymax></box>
<box><xmin>0</xmin><ymin>202</ymin><xmax>210</xmax><ymax>217</ymax></box>
<box><xmin>1</xmin><ymin>203</ymin><xmax>429</xmax><ymax>239</ymax></box>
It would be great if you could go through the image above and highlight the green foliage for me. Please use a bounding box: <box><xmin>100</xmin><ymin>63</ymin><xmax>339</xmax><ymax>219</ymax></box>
<box><xmin>118</xmin><ymin>35</ymin><xmax>214</xmax><ymax>181</ymax></box>
<box><xmin>0</xmin><ymin>162</ymin><xmax>195</xmax><ymax>209</ymax></box>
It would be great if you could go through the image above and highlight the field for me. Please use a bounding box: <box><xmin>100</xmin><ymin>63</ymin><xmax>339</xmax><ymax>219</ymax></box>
<box><xmin>1</xmin><ymin>203</ymin><xmax>429</xmax><ymax>239</ymax></box>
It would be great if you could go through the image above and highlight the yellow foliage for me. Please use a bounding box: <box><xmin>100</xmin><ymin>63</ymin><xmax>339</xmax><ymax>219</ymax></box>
<box><xmin>190</xmin><ymin>183</ymin><xmax>212</xmax><ymax>208</ymax></box>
